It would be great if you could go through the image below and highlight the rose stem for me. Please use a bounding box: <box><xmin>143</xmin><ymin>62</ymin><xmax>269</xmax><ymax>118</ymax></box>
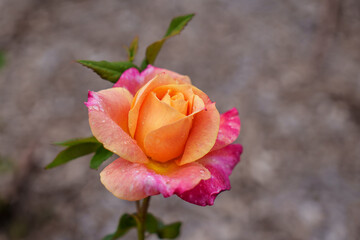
<box><xmin>135</xmin><ymin>196</ymin><xmax>151</xmax><ymax>240</ymax></box>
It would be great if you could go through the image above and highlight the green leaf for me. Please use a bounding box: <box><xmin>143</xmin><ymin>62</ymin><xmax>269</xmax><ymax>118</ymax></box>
<box><xmin>141</xmin><ymin>39</ymin><xmax>165</xmax><ymax>70</ymax></box>
<box><xmin>164</xmin><ymin>13</ymin><xmax>195</xmax><ymax>38</ymax></box>
<box><xmin>145</xmin><ymin>213</ymin><xmax>161</xmax><ymax>234</ymax></box>
<box><xmin>46</xmin><ymin>142</ymin><xmax>100</xmax><ymax>169</ymax></box>
<box><xmin>102</xmin><ymin>214</ymin><xmax>137</xmax><ymax>240</ymax></box>
<box><xmin>141</xmin><ymin>13</ymin><xmax>195</xmax><ymax>69</ymax></box>
<box><xmin>126</xmin><ymin>36</ymin><xmax>139</xmax><ymax>62</ymax></box>
<box><xmin>90</xmin><ymin>145</ymin><xmax>113</xmax><ymax>170</ymax></box>
<box><xmin>145</xmin><ymin>213</ymin><xmax>182</xmax><ymax>239</ymax></box>
<box><xmin>78</xmin><ymin>60</ymin><xmax>139</xmax><ymax>83</ymax></box>
<box><xmin>0</xmin><ymin>51</ymin><xmax>5</xmax><ymax>70</ymax></box>
<box><xmin>157</xmin><ymin>222</ymin><xmax>182</xmax><ymax>239</ymax></box>
<box><xmin>54</xmin><ymin>136</ymin><xmax>99</xmax><ymax>147</ymax></box>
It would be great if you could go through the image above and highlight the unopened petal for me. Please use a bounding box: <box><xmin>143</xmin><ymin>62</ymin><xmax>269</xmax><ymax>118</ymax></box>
<box><xmin>100</xmin><ymin>158</ymin><xmax>210</xmax><ymax>201</ymax></box>
<box><xmin>135</xmin><ymin>92</ymin><xmax>185</xmax><ymax>151</ymax></box>
<box><xmin>128</xmin><ymin>73</ymin><xmax>178</xmax><ymax>137</ymax></box>
<box><xmin>191</xmin><ymin>86</ymin><xmax>211</xmax><ymax>105</ymax></box>
<box><xmin>191</xmin><ymin>95</ymin><xmax>205</xmax><ymax>114</ymax></box>
<box><xmin>153</xmin><ymin>84</ymin><xmax>194</xmax><ymax>102</ymax></box>
<box><xmin>170</xmin><ymin>93</ymin><xmax>188</xmax><ymax>115</ymax></box>
<box><xmin>86</xmin><ymin>88</ymin><xmax>148</xmax><ymax>163</ymax></box>
<box><xmin>177</xmin><ymin>144</ymin><xmax>243</xmax><ymax>206</ymax></box>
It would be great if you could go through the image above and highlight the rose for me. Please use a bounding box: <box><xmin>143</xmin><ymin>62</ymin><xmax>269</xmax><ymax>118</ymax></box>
<box><xmin>86</xmin><ymin>65</ymin><xmax>242</xmax><ymax>206</ymax></box>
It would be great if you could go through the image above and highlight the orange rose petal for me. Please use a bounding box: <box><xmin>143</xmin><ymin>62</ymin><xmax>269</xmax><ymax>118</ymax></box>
<box><xmin>153</xmin><ymin>84</ymin><xmax>194</xmax><ymax>101</ymax></box>
<box><xmin>170</xmin><ymin>93</ymin><xmax>188</xmax><ymax>115</ymax></box>
<box><xmin>191</xmin><ymin>95</ymin><xmax>205</xmax><ymax>113</ymax></box>
<box><xmin>154</xmin><ymin>84</ymin><xmax>194</xmax><ymax>115</ymax></box>
<box><xmin>192</xmin><ymin>86</ymin><xmax>211</xmax><ymax>105</ymax></box>
<box><xmin>86</xmin><ymin>88</ymin><xmax>148</xmax><ymax>163</ymax></box>
<box><xmin>160</xmin><ymin>90</ymin><xmax>171</xmax><ymax>105</ymax></box>
<box><xmin>176</xmin><ymin>103</ymin><xmax>220</xmax><ymax>165</ymax></box>
<box><xmin>128</xmin><ymin>73</ymin><xmax>178</xmax><ymax>137</ymax></box>
<box><xmin>142</xmin><ymin>93</ymin><xmax>205</xmax><ymax>163</ymax></box>
<box><xmin>149</xmin><ymin>66</ymin><xmax>192</xmax><ymax>85</ymax></box>
<box><xmin>144</xmin><ymin>115</ymin><xmax>193</xmax><ymax>162</ymax></box>
<box><xmin>135</xmin><ymin>92</ymin><xmax>185</xmax><ymax>151</ymax></box>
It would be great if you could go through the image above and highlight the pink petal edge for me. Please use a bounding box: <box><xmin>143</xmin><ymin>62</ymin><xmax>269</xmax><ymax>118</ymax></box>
<box><xmin>177</xmin><ymin>144</ymin><xmax>243</xmax><ymax>206</ymax></box>
<box><xmin>86</xmin><ymin>89</ymin><xmax>148</xmax><ymax>163</ymax></box>
<box><xmin>211</xmin><ymin>108</ymin><xmax>241</xmax><ymax>152</ymax></box>
<box><xmin>100</xmin><ymin>158</ymin><xmax>211</xmax><ymax>201</ymax></box>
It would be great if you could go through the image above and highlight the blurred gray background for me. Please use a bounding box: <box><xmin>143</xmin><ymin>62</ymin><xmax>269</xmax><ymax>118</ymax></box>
<box><xmin>1</xmin><ymin>0</ymin><xmax>359</xmax><ymax>239</ymax></box>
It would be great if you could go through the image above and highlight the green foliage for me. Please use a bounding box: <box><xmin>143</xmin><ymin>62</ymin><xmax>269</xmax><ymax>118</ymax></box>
<box><xmin>48</xmin><ymin>136</ymin><xmax>115</xmax><ymax>170</ymax></box>
<box><xmin>78</xmin><ymin>60</ymin><xmax>139</xmax><ymax>83</ymax></box>
<box><xmin>145</xmin><ymin>213</ymin><xmax>159</xmax><ymax>233</ymax></box>
<box><xmin>157</xmin><ymin>222</ymin><xmax>182</xmax><ymax>239</ymax></box>
<box><xmin>46</xmin><ymin>142</ymin><xmax>101</xmax><ymax>169</ymax></box>
<box><xmin>141</xmin><ymin>39</ymin><xmax>165</xmax><ymax>70</ymax></box>
<box><xmin>90</xmin><ymin>145</ymin><xmax>113</xmax><ymax>170</ymax></box>
<box><xmin>141</xmin><ymin>13</ymin><xmax>195</xmax><ymax>70</ymax></box>
<box><xmin>126</xmin><ymin>36</ymin><xmax>139</xmax><ymax>62</ymax></box>
<box><xmin>102</xmin><ymin>214</ymin><xmax>137</xmax><ymax>240</ymax></box>
<box><xmin>164</xmin><ymin>14</ymin><xmax>195</xmax><ymax>38</ymax></box>
<box><xmin>102</xmin><ymin>213</ymin><xmax>182</xmax><ymax>239</ymax></box>
<box><xmin>49</xmin><ymin>136</ymin><xmax>113</xmax><ymax>170</ymax></box>
<box><xmin>54</xmin><ymin>136</ymin><xmax>99</xmax><ymax>147</ymax></box>
<box><xmin>145</xmin><ymin>213</ymin><xmax>182</xmax><ymax>239</ymax></box>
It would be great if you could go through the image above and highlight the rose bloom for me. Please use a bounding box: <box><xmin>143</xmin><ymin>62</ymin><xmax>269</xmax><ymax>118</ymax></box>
<box><xmin>85</xmin><ymin>65</ymin><xmax>242</xmax><ymax>206</ymax></box>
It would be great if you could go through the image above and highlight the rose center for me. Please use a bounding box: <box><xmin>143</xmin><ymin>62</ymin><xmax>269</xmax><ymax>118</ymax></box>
<box><xmin>159</xmin><ymin>90</ymin><xmax>189</xmax><ymax>115</ymax></box>
<box><xmin>133</xmin><ymin>87</ymin><xmax>197</xmax><ymax>163</ymax></box>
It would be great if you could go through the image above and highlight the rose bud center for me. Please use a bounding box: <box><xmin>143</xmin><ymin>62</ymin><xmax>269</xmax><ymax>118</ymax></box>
<box><xmin>133</xmin><ymin>84</ymin><xmax>204</xmax><ymax>163</ymax></box>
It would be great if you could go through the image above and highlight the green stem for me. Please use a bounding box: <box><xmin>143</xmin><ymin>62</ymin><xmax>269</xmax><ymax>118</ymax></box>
<box><xmin>135</xmin><ymin>197</ymin><xmax>151</xmax><ymax>240</ymax></box>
